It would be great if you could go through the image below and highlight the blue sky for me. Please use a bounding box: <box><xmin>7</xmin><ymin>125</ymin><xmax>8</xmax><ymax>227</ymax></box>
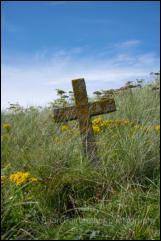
<box><xmin>1</xmin><ymin>1</ymin><xmax>160</xmax><ymax>109</ymax></box>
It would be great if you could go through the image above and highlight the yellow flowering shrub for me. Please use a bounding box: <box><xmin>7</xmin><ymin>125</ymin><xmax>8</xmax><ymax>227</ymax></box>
<box><xmin>10</xmin><ymin>172</ymin><xmax>30</xmax><ymax>186</ymax></box>
<box><xmin>91</xmin><ymin>118</ymin><xmax>160</xmax><ymax>135</ymax></box>
<box><xmin>9</xmin><ymin>172</ymin><xmax>38</xmax><ymax>186</ymax></box>
<box><xmin>59</xmin><ymin>118</ymin><xmax>160</xmax><ymax>136</ymax></box>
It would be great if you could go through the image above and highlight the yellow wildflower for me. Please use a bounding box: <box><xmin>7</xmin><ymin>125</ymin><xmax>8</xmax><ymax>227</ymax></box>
<box><xmin>107</xmin><ymin>120</ymin><xmax>113</xmax><ymax>123</ymax></box>
<box><xmin>23</xmin><ymin>172</ymin><xmax>31</xmax><ymax>178</ymax></box>
<box><xmin>124</xmin><ymin>121</ymin><xmax>132</xmax><ymax>125</ymax></box>
<box><xmin>29</xmin><ymin>178</ymin><xmax>38</xmax><ymax>182</ymax></box>
<box><xmin>155</xmin><ymin>125</ymin><xmax>160</xmax><ymax>130</ymax></box>
<box><xmin>101</xmin><ymin>120</ymin><xmax>113</xmax><ymax>128</ymax></box>
<box><xmin>61</xmin><ymin>125</ymin><xmax>69</xmax><ymax>131</ymax></box>
<box><xmin>16</xmin><ymin>178</ymin><xmax>27</xmax><ymax>186</ymax></box>
<box><xmin>1</xmin><ymin>176</ymin><xmax>7</xmax><ymax>184</ymax></box>
<box><xmin>92</xmin><ymin>117</ymin><xmax>103</xmax><ymax>125</ymax></box>
<box><xmin>10</xmin><ymin>172</ymin><xmax>31</xmax><ymax>186</ymax></box>
<box><xmin>102</xmin><ymin>120</ymin><xmax>110</xmax><ymax>126</ymax></box>
<box><xmin>130</xmin><ymin>128</ymin><xmax>135</xmax><ymax>134</ymax></box>
<box><xmin>155</xmin><ymin>125</ymin><xmax>160</xmax><ymax>133</ymax></box>
<box><xmin>115</xmin><ymin>120</ymin><xmax>122</xmax><ymax>125</ymax></box>
<box><xmin>150</xmin><ymin>126</ymin><xmax>155</xmax><ymax>130</ymax></box>
<box><xmin>72</xmin><ymin>127</ymin><xmax>80</xmax><ymax>134</ymax></box>
<box><xmin>1</xmin><ymin>135</ymin><xmax>8</xmax><ymax>140</ymax></box>
<box><xmin>93</xmin><ymin>125</ymin><xmax>101</xmax><ymax>133</ymax></box>
<box><xmin>3</xmin><ymin>124</ymin><xmax>11</xmax><ymax>132</ymax></box>
<box><xmin>108</xmin><ymin>125</ymin><xmax>114</xmax><ymax>129</ymax></box>
<box><xmin>54</xmin><ymin>137</ymin><xmax>60</xmax><ymax>142</ymax></box>
<box><xmin>134</xmin><ymin>125</ymin><xmax>140</xmax><ymax>129</ymax></box>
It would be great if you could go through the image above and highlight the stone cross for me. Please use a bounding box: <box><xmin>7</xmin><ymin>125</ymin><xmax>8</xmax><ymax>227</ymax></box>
<box><xmin>53</xmin><ymin>78</ymin><xmax>116</xmax><ymax>163</ymax></box>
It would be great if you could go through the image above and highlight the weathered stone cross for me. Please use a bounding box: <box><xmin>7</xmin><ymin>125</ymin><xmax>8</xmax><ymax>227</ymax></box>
<box><xmin>54</xmin><ymin>78</ymin><xmax>116</xmax><ymax>163</ymax></box>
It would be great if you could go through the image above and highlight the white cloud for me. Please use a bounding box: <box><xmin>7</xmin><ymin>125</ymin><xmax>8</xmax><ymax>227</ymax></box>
<box><xmin>119</xmin><ymin>40</ymin><xmax>141</xmax><ymax>48</ymax></box>
<box><xmin>1</xmin><ymin>47</ymin><xmax>160</xmax><ymax>109</ymax></box>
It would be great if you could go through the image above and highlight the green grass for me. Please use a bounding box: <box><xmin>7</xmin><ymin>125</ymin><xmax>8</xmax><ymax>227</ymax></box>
<box><xmin>1</xmin><ymin>84</ymin><xmax>160</xmax><ymax>240</ymax></box>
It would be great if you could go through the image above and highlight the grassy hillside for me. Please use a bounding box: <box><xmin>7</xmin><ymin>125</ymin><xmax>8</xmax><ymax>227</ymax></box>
<box><xmin>1</xmin><ymin>82</ymin><xmax>160</xmax><ymax>240</ymax></box>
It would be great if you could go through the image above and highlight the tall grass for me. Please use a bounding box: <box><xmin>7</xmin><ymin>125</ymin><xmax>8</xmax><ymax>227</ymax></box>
<box><xmin>1</xmin><ymin>83</ymin><xmax>160</xmax><ymax>240</ymax></box>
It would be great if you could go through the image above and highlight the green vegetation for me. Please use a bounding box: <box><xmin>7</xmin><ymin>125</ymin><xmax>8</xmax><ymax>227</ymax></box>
<box><xmin>1</xmin><ymin>76</ymin><xmax>160</xmax><ymax>240</ymax></box>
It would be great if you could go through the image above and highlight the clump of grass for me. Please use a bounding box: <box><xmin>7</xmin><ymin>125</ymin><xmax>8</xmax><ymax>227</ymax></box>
<box><xmin>39</xmin><ymin>179</ymin><xmax>160</xmax><ymax>240</ymax></box>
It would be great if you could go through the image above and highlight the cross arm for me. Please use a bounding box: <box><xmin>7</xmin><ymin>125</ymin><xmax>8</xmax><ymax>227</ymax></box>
<box><xmin>89</xmin><ymin>98</ymin><xmax>116</xmax><ymax>117</ymax></box>
<box><xmin>53</xmin><ymin>98</ymin><xmax>116</xmax><ymax>122</ymax></box>
<box><xmin>53</xmin><ymin>105</ymin><xmax>77</xmax><ymax>122</ymax></box>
